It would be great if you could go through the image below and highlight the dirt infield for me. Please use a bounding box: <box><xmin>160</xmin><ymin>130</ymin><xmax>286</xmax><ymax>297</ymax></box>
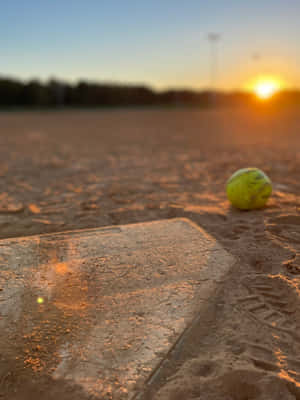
<box><xmin>1</xmin><ymin>107</ymin><xmax>300</xmax><ymax>399</ymax></box>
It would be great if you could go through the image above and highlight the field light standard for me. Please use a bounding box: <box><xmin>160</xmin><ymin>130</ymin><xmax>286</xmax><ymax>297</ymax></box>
<box><xmin>207</xmin><ymin>33</ymin><xmax>221</xmax><ymax>105</ymax></box>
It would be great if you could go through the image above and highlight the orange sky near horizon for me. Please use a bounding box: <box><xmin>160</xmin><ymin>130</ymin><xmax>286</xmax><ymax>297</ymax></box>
<box><xmin>1</xmin><ymin>1</ymin><xmax>300</xmax><ymax>91</ymax></box>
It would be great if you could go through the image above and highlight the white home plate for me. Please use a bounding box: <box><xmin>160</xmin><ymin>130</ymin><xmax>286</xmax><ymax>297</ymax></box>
<box><xmin>0</xmin><ymin>218</ymin><xmax>235</xmax><ymax>399</ymax></box>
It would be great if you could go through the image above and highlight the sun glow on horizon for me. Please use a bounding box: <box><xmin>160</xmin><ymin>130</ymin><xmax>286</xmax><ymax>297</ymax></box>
<box><xmin>254</xmin><ymin>82</ymin><xmax>279</xmax><ymax>100</ymax></box>
<box><xmin>255</xmin><ymin>81</ymin><xmax>279</xmax><ymax>99</ymax></box>
<box><xmin>245</xmin><ymin>76</ymin><xmax>284</xmax><ymax>100</ymax></box>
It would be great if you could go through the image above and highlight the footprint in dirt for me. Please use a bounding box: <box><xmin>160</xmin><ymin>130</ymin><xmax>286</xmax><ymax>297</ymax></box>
<box><xmin>266</xmin><ymin>215</ymin><xmax>300</xmax><ymax>244</ymax></box>
<box><xmin>237</xmin><ymin>274</ymin><xmax>300</xmax><ymax>340</ymax></box>
<box><xmin>265</xmin><ymin>215</ymin><xmax>300</xmax><ymax>275</ymax></box>
<box><xmin>241</xmin><ymin>340</ymin><xmax>300</xmax><ymax>381</ymax></box>
<box><xmin>234</xmin><ymin>273</ymin><xmax>300</xmax><ymax>392</ymax></box>
<box><xmin>153</xmin><ymin>354</ymin><xmax>300</xmax><ymax>400</ymax></box>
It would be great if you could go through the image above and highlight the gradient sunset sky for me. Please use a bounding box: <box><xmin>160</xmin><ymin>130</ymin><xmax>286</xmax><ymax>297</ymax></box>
<box><xmin>1</xmin><ymin>0</ymin><xmax>299</xmax><ymax>90</ymax></box>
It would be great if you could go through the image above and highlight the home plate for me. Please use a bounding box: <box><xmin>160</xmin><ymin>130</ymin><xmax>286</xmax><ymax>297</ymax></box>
<box><xmin>0</xmin><ymin>218</ymin><xmax>235</xmax><ymax>399</ymax></box>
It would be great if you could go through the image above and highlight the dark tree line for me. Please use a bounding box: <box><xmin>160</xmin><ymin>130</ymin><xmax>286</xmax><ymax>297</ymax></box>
<box><xmin>0</xmin><ymin>77</ymin><xmax>299</xmax><ymax>108</ymax></box>
<box><xmin>0</xmin><ymin>78</ymin><xmax>157</xmax><ymax>107</ymax></box>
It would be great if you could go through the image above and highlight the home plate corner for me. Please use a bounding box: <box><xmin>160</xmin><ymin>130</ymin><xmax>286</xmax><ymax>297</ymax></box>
<box><xmin>0</xmin><ymin>218</ymin><xmax>235</xmax><ymax>399</ymax></box>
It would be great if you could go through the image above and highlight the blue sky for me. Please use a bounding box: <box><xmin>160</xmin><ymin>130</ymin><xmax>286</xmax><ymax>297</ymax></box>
<box><xmin>1</xmin><ymin>0</ymin><xmax>300</xmax><ymax>90</ymax></box>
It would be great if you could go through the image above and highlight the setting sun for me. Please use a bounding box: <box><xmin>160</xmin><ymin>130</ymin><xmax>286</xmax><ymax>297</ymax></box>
<box><xmin>245</xmin><ymin>76</ymin><xmax>284</xmax><ymax>100</ymax></box>
<box><xmin>255</xmin><ymin>81</ymin><xmax>279</xmax><ymax>99</ymax></box>
<box><xmin>246</xmin><ymin>76</ymin><xmax>284</xmax><ymax>100</ymax></box>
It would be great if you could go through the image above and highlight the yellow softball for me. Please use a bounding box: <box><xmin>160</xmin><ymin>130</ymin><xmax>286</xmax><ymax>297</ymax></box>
<box><xmin>226</xmin><ymin>168</ymin><xmax>272</xmax><ymax>210</ymax></box>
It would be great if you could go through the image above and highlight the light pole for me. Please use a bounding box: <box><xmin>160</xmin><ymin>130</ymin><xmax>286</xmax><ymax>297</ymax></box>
<box><xmin>208</xmin><ymin>33</ymin><xmax>221</xmax><ymax>105</ymax></box>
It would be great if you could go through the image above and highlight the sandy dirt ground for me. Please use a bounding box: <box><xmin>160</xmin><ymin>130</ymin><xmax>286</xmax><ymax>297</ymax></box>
<box><xmin>1</xmin><ymin>107</ymin><xmax>300</xmax><ymax>399</ymax></box>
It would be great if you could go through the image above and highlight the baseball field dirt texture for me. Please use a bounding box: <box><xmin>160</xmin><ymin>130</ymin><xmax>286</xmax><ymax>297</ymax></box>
<box><xmin>1</xmin><ymin>107</ymin><xmax>300</xmax><ymax>399</ymax></box>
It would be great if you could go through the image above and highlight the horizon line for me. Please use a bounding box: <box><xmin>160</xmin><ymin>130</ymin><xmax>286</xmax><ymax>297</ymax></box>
<box><xmin>1</xmin><ymin>74</ymin><xmax>300</xmax><ymax>94</ymax></box>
